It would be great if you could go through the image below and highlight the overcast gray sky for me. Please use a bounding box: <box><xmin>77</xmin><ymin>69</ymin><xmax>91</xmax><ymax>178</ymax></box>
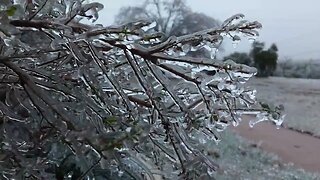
<box><xmin>97</xmin><ymin>0</ymin><xmax>320</xmax><ymax>60</ymax></box>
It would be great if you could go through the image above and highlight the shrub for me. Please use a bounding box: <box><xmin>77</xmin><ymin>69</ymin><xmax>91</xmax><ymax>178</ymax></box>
<box><xmin>0</xmin><ymin>1</ymin><xmax>284</xmax><ymax>179</ymax></box>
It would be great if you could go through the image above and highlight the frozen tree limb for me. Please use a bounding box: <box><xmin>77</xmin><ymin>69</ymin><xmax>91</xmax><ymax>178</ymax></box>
<box><xmin>0</xmin><ymin>1</ymin><xmax>284</xmax><ymax>179</ymax></box>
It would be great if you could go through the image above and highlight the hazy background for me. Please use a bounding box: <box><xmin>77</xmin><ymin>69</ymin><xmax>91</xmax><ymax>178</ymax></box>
<box><xmin>97</xmin><ymin>0</ymin><xmax>320</xmax><ymax>61</ymax></box>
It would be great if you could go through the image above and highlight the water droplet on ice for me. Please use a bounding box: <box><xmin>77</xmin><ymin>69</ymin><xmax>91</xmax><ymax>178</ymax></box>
<box><xmin>182</xmin><ymin>44</ymin><xmax>191</xmax><ymax>53</ymax></box>
<box><xmin>207</xmin><ymin>167</ymin><xmax>215</xmax><ymax>177</ymax></box>
<box><xmin>274</xmin><ymin>114</ymin><xmax>286</xmax><ymax>129</ymax></box>
<box><xmin>125</xmin><ymin>127</ymin><xmax>132</xmax><ymax>133</ymax></box>
<box><xmin>210</xmin><ymin>51</ymin><xmax>216</xmax><ymax>59</ymax></box>
<box><xmin>248</xmin><ymin>37</ymin><xmax>256</xmax><ymax>44</ymax></box>
<box><xmin>118</xmin><ymin>170</ymin><xmax>124</xmax><ymax>177</ymax></box>
<box><xmin>217</xmin><ymin>82</ymin><xmax>225</xmax><ymax>90</ymax></box>
<box><xmin>199</xmin><ymin>137</ymin><xmax>207</xmax><ymax>144</ymax></box>
<box><xmin>142</xmin><ymin>21</ymin><xmax>157</xmax><ymax>31</ymax></box>
<box><xmin>249</xmin><ymin>120</ymin><xmax>256</xmax><ymax>128</ymax></box>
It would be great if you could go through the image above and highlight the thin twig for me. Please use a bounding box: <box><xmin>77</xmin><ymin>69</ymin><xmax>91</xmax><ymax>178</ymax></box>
<box><xmin>77</xmin><ymin>156</ymin><xmax>102</xmax><ymax>180</ymax></box>
<box><xmin>29</xmin><ymin>0</ymin><xmax>48</xmax><ymax>20</ymax></box>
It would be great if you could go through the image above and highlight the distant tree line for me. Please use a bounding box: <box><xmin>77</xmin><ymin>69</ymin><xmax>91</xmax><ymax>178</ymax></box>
<box><xmin>225</xmin><ymin>44</ymin><xmax>320</xmax><ymax>79</ymax></box>
<box><xmin>224</xmin><ymin>41</ymin><xmax>278</xmax><ymax>77</ymax></box>
<box><xmin>273</xmin><ymin>59</ymin><xmax>320</xmax><ymax>79</ymax></box>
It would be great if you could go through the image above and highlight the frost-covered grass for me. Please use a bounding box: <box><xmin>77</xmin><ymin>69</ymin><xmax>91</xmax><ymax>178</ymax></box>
<box><xmin>247</xmin><ymin>77</ymin><xmax>320</xmax><ymax>136</ymax></box>
<box><xmin>211</xmin><ymin>77</ymin><xmax>320</xmax><ymax>179</ymax></box>
<box><xmin>214</xmin><ymin>131</ymin><xmax>320</xmax><ymax>179</ymax></box>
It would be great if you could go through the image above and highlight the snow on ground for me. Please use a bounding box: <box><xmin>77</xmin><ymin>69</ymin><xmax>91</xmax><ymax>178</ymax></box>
<box><xmin>247</xmin><ymin>77</ymin><xmax>320</xmax><ymax>136</ymax></box>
